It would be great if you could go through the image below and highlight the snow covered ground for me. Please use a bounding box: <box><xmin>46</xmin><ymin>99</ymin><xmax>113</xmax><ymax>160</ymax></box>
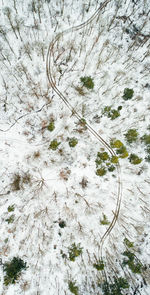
<box><xmin>0</xmin><ymin>0</ymin><xmax>150</xmax><ymax>294</ymax></box>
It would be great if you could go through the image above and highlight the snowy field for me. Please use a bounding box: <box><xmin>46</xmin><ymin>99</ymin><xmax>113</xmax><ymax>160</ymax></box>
<box><xmin>0</xmin><ymin>0</ymin><xmax>150</xmax><ymax>294</ymax></box>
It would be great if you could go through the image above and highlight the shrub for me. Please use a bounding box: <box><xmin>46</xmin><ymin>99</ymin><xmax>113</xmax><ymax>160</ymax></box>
<box><xmin>68</xmin><ymin>281</ymin><xmax>79</xmax><ymax>295</ymax></box>
<box><xmin>110</xmin><ymin>109</ymin><xmax>120</xmax><ymax>120</ymax></box>
<box><xmin>102</xmin><ymin>277</ymin><xmax>129</xmax><ymax>295</ymax></box>
<box><xmin>5</xmin><ymin>215</ymin><xmax>15</xmax><ymax>224</ymax></box>
<box><xmin>124</xmin><ymin>238</ymin><xmax>134</xmax><ymax>248</ymax></box>
<box><xmin>68</xmin><ymin>243</ymin><xmax>83</xmax><ymax>261</ymax></box>
<box><xmin>100</xmin><ymin>214</ymin><xmax>110</xmax><ymax>225</ymax></box>
<box><xmin>116</xmin><ymin>145</ymin><xmax>128</xmax><ymax>158</ymax></box>
<box><xmin>124</xmin><ymin>129</ymin><xmax>138</xmax><ymax>144</ymax></box>
<box><xmin>123</xmin><ymin>88</ymin><xmax>134</xmax><ymax>100</ymax></box>
<box><xmin>103</xmin><ymin>106</ymin><xmax>111</xmax><ymax>114</ymax></box>
<box><xmin>122</xmin><ymin>251</ymin><xmax>142</xmax><ymax>274</ymax></box>
<box><xmin>76</xmin><ymin>118</ymin><xmax>87</xmax><ymax>133</ymax></box>
<box><xmin>7</xmin><ymin>205</ymin><xmax>15</xmax><ymax>212</ymax></box>
<box><xmin>80</xmin><ymin>76</ymin><xmax>94</xmax><ymax>89</ymax></box>
<box><xmin>119</xmin><ymin>150</ymin><xmax>129</xmax><ymax>158</ymax></box>
<box><xmin>110</xmin><ymin>139</ymin><xmax>128</xmax><ymax>159</ymax></box>
<box><xmin>47</xmin><ymin>121</ymin><xmax>55</xmax><ymax>132</ymax></box>
<box><xmin>118</xmin><ymin>106</ymin><xmax>122</xmax><ymax>111</ymax></box>
<box><xmin>141</xmin><ymin>134</ymin><xmax>150</xmax><ymax>145</ymax></box>
<box><xmin>11</xmin><ymin>174</ymin><xmax>21</xmax><ymax>191</ymax></box>
<box><xmin>95</xmin><ymin>157</ymin><xmax>102</xmax><ymax>166</ymax></box>
<box><xmin>22</xmin><ymin>173</ymin><xmax>31</xmax><ymax>185</ymax></box>
<box><xmin>108</xmin><ymin>165</ymin><xmax>115</xmax><ymax>172</ymax></box>
<box><xmin>3</xmin><ymin>257</ymin><xmax>27</xmax><ymax>285</ymax></box>
<box><xmin>102</xmin><ymin>106</ymin><xmax>120</xmax><ymax>120</ymax></box>
<box><xmin>96</xmin><ymin>167</ymin><xmax>107</xmax><ymax>176</ymax></box>
<box><xmin>110</xmin><ymin>139</ymin><xmax>123</xmax><ymax>149</ymax></box>
<box><xmin>59</xmin><ymin>220</ymin><xmax>66</xmax><ymax>228</ymax></box>
<box><xmin>129</xmin><ymin>153</ymin><xmax>142</xmax><ymax>165</ymax></box>
<box><xmin>97</xmin><ymin>152</ymin><xmax>109</xmax><ymax>161</ymax></box>
<box><xmin>111</xmin><ymin>156</ymin><xmax>118</xmax><ymax>164</ymax></box>
<box><xmin>68</xmin><ymin>137</ymin><xmax>78</xmax><ymax>147</ymax></box>
<box><xmin>93</xmin><ymin>260</ymin><xmax>104</xmax><ymax>271</ymax></box>
<box><xmin>78</xmin><ymin>118</ymin><xmax>86</xmax><ymax>126</ymax></box>
<box><xmin>116</xmin><ymin>145</ymin><xmax>126</xmax><ymax>155</ymax></box>
<box><xmin>49</xmin><ymin>139</ymin><xmax>60</xmax><ymax>150</ymax></box>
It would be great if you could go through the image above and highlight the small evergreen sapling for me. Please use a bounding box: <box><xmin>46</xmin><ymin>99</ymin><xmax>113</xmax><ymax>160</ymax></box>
<box><xmin>47</xmin><ymin>121</ymin><xmax>55</xmax><ymax>132</ymax></box>
<box><xmin>49</xmin><ymin>139</ymin><xmax>60</xmax><ymax>150</ymax></box>
<box><xmin>93</xmin><ymin>260</ymin><xmax>104</xmax><ymax>271</ymax></box>
<box><xmin>3</xmin><ymin>257</ymin><xmax>27</xmax><ymax>285</ymax></box>
<box><xmin>80</xmin><ymin>76</ymin><xmax>94</xmax><ymax>89</ymax></box>
<box><xmin>68</xmin><ymin>243</ymin><xmax>83</xmax><ymax>261</ymax></box>
<box><xmin>141</xmin><ymin>134</ymin><xmax>150</xmax><ymax>145</ymax></box>
<box><xmin>100</xmin><ymin>214</ymin><xmax>110</xmax><ymax>225</ymax></box>
<box><xmin>68</xmin><ymin>137</ymin><xmax>78</xmax><ymax>147</ymax></box>
<box><xmin>123</xmin><ymin>88</ymin><xmax>134</xmax><ymax>100</ymax></box>
<box><xmin>124</xmin><ymin>238</ymin><xmax>134</xmax><ymax>248</ymax></box>
<box><xmin>129</xmin><ymin>153</ymin><xmax>142</xmax><ymax>165</ymax></box>
<box><xmin>5</xmin><ymin>215</ymin><xmax>15</xmax><ymax>224</ymax></box>
<box><xmin>7</xmin><ymin>205</ymin><xmax>15</xmax><ymax>212</ymax></box>
<box><xmin>122</xmin><ymin>251</ymin><xmax>142</xmax><ymax>274</ymax></box>
<box><xmin>68</xmin><ymin>281</ymin><xmax>79</xmax><ymax>295</ymax></box>
<box><xmin>124</xmin><ymin>129</ymin><xmax>138</xmax><ymax>144</ymax></box>
<box><xmin>102</xmin><ymin>106</ymin><xmax>121</xmax><ymax>120</ymax></box>
<box><xmin>96</xmin><ymin>166</ymin><xmax>107</xmax><ymax>176</ymax></box>
<box><xmin>102</xmin><ymin>277</ymin><xmax>129</xmax><ymax>295</ymax></box>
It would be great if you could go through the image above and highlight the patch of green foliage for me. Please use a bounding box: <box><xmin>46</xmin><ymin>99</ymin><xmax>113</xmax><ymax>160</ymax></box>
<box><xmin>124</xmin><ymin>238</ymin><xmax>134</xmax><ymax>248</ymax></box>
<box><xmin>93</xmin><ymin>260</ymin><xmax>104</xmax><ymax>271</ymax></box>
<box><xmin>80</xmin><ymin>76</ymin><xmax>94</xmax><ymax>89</ymax></box>
<box><xmin>7</xmin><ymin>205</ymin><xmax>15</xmax><ymax>212</ymax></box>
<box><xmin>124</xmin><ymin>129</ymin><xmax>138</xmax><ymax>144</ymax></box>
<box><xmin>49</xmin><ymin>139</ymin><xmax>60</xmax><ymax>150</ymax></box>
<box><xmin>100</xmin><ymin>214</ymin><xmax>110</xmax><ymax>225</ymax></box>
<box><xmin>68</xmin><ymin>243</ymin><xmax>83</xmax><ymax>262</ymax></box>
<box><xmin>129</xmin><ymin>153</ymin><xmax>142</xmax><ymax>165</ymax></box>
<box><xmin>141</xmin><ymin>134</ymin><xmax>150</xmax><ymax>145</ymax></box>
<box><xmin>123</xmin><ymin>88</ymin><xmax>134</xmax><ymax>100</ymax></box>
<box><xmin>108</xmin><ymin>165</ymin><xmax>115</xmax><ymax>172</ymax></box>
<box><xmin>102</xmin><ymin>277</ymin><xmax>129</xmax><ymax>295</ymax></box>
<box><xmin>47</xmin><ymin>121</ymin><xmax>55</xmax><ymax>132</ymax></box>
<box><xmin>5</xmin><ymin>215</ymin><xmax>15</xmax><ymax>224</ymax></box>
<box><xmin>95</xmin><ymin>151</ymin><xmax>118</xmax><ymax>175</ymax></box>
<box><xmin>122</xmin><ymin>251</ymin><xmax>142</xmax><ymax>274</ymax></box>
<box><xmin>3</xmin><ymin>257</ymin><xmax>27</xmax><ymax>286</ymax></box>
<box><xmin>97</xmin><ymin>152</ymin><xmax>110</xmax><ymax>161</ymax></box>
<box><xmin>96</xmin><ymin>167</ymin><xmax>107</xmax><ymax>176</ymax></box>
<box><xmin>68</xmin><ymin>281</ymin><xmax>79</xmax><ymax>295</ymax></box>
<box><xmin>116</xmin><ymin>145</ymin><xmax>128</xmax><ymax>158</ymax></box>
<box><xmin>110</xmin><ymin>139</ymin><xmax>128</xmax><ymax>158</ymax></box>
<box><xmin>111</xmin><ymin>156</ymin><xmax>118</xmax><ymax>164</ymax></box>
<box><xmin>110</xmin><ymin>139</ymin><xmax>123</xmax><ymax>149</ymax></box>
<box><xmin>102</xmin><ymin>106</ymin><xmax>121</xmax><ymax>120</ymax></box>
<box><xmin>68</xmin><ymin>137</ymin><xmax>78</xmax><ymax>147</ymax></box>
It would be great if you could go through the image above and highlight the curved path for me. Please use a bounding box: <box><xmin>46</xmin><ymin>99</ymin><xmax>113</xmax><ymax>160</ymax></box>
<box><xmin>46</xmin><ymin>0</ymin><xmax>122</xmax><ymax>261</ymax></box>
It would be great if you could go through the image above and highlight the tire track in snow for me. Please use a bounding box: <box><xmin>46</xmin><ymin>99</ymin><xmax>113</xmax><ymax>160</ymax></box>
<box><xmin>46</xmin><ymin>0</ymin><xmax>122</xmax><ymax>262</ymax></box>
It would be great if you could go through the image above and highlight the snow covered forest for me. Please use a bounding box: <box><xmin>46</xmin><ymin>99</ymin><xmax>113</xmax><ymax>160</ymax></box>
<box><xmin>0</xmin><ymin>0</ymin><xmax>150</xmax><ymax>294</ymax></box>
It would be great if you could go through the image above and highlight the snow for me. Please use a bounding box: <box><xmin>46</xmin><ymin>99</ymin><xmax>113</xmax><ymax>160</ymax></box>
<box><xmin>0</xmin><ymin>0</ymin><xmax>150</xmax><ymax>294</ymax></box>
